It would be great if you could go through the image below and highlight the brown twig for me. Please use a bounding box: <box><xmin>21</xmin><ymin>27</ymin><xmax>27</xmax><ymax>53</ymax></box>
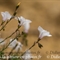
<box><xmin>0</xmin><ymin>26</ymin><xmax>21</xmax><ymax>43</ymax></box>
<box><xmin>21</xmin><ymin>38</ymin><xmax>41</xmax><ymax>56</ymax></box>
<box><xmin>1</xmin><ymin>33</ymin><xmax>20</xmax><ymax>51</ymax></box>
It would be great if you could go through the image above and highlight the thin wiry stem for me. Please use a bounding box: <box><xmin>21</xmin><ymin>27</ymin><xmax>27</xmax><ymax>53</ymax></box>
<box><xmin>0</xmin><ymin>26</ymin><xmax>21</xmax><ymax>43</ymax></box>
<box><xmin>0</xmin><ymin>2</ymin><xmax>20</xmax><ymax>31</ymax></box>
<box><xmin>8</xmin><ymin>44</ymin><xmax>18</xmax><ymax>56</ymax></box>
<box><xmin>0</xmin><ymin>21</ymin><xmax>5</xmax><ymax>27</ymax></box>
<box><xmin>1</xmin><ymin>33</ymin><xmax>20</xmax><ymax>51</ymax></box>
<box><xmin>0</xmin><ymin>17</ymin><xmax>13</xmax><ymax>31</ymax></box>
<box><xmin>21</xmin><ymin>38</ymin><xmax>41</xmax><ymax>56</ymax></box>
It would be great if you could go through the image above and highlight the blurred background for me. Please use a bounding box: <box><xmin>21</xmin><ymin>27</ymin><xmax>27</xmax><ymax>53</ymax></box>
<box><xmin>0</xmin><ymin>0</ymin><xmax>60</xmax><ymax>60</ymax></box>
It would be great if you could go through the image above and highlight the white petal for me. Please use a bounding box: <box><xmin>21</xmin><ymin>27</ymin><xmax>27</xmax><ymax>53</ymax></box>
<box><xmin>17</xmin><ymin>41</ymin><xmax>23</xmax><ymax>47</ymax></box>
<box><xmin>23</xmin><ymin>20</ymin><xmax>32</xmax><ymax>33</ymax></box>
<box><xmin>25</xmin><ymin>19</ymin><xmax>32</xmax><ymax>23</ymax></box>
<box><xmin>38</xmin><ymin>26</ymin><xmax>52</xmax><ymax>39</ymax></box>
<box><xmin>20</xmin><ymin>16</ymin><xmax>25</xmax><ymax>20</ymax></box>
<box><xmin>38</xmin><ymin>26</ymin><xmax>45</xmax><ymax>33</ymax></box>
<box><xmin>15</xmin><ymin>45</ymin><xmax>20</xmax><ymax>51</ymax></box>
<box><xmin>5</xmin><ymin>11</ymin><xmax>11</xmax><ymax>19</ymax></box>
<box><xmin>1</xmin><ymin>12</ymin><xmax>6</xmax><ymax>21</ymax></box>
<box><xmin>18</xmin><ymin>16</ymin><xmax>26</xmax><ymax>26</ymax></box>
<box><xmin>23</xmin><ymin>50</ymin><xmax>31</xmax><ymax>60</ymax></box>
<box><xmin>18</xmin><ymin>16</ymin><xmax>32</xmax><ymax>33</ymax></box>
<box><xmin>1</xmin><ymin>11</ymin><xmax>11</xmax><ymax>21</ymax></box>
<box><xmin>8</xmin><ymin>39</ymin><xmax>17</xmax><ymax>48</ymax></box>
<box><xmin>40</xmin><ymin>31</ymin><xmax>52</xmax><ymax>39</ymax></box>
<box><xmin>15</xmin><ymin>41</ymin><xmax>23</xmax><ymax>51</ymax></box>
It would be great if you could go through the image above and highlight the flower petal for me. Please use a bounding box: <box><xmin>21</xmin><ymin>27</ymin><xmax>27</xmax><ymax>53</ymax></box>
<box><xmin>17</xmin><ymin>16</ymin><xmax>32</xmax><ymax>33</ymax></box>
<box><xmin>15</xmin><ymin>41</ymin><xmax>23</xmax><ymax>51</ymax></box>
<box><xmin>8</xmin><ymin>39</ymin><xmax>17</xmax><ymax>48</ymax></box>
<box><xmin>1</xmin><ymin>11</ymin><xmax>11</xmax><ymax>21</ymax></box>
<box><xmin>38</xmin><ymin>26</ymin><xmax>52</xmax><ymax>39</ymax></box>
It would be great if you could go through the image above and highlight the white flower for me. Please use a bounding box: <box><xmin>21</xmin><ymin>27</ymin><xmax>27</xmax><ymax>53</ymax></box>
<box><xmin>18</xmin><ymin>16</ymin><xmax>26</xmax><ymax>26</ymax></box>
<box><xmin>0</xmin><ymin>38</ymin><xmax>6</xmax><ymax>45</ymax></box>
<box><xmin>38</xmin><ymin>26</ymin><xmax>52</xmax><ymax>39</ymax></box>
<box><xmin>9</xmin><ymin>39</ymin><xmax>23</xmax><ymax>51</ymax></box>
<box><xmin>9</xmin><ymin>39</ymin><xmax>17</xmax><ymax>48</ymax></box>
<box><xmin>1</xmin><ymin>11</ymin><xmax>11</xmax><ymax>21</ymax></box>
<box><xmin>17</xmin><ymin>16</ymin><xmax>32</xmax><ymax>33</ymax></box>
<box><xmin>15</xmin><ymin>41</ymin><xmax>23</xmax><ymax>51</ymax></box>
<box><xmin>23</xmin><ymin>50</ymin><xmax>32</xmax><ymax>60</ymax></box>
<box><xmin>23</xmin><ymin>20</ymin><xmax>32</xmax><ymax>33</ymax></box>
<box><xmin>15</xmin><ymin>16</ymin><xmax>26</xmax><ymax>25</ymax></box>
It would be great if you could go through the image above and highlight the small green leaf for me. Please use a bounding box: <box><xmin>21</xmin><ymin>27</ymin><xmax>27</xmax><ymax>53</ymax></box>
<box><xmin>22</xmin><ymin>32</ymin><xmax>27</xmax><ymax>37</ymax></box>
<box><xmin>22</xmin><ymin>32</ymin><xmax>28</xmax><ymax>46</ymax></box>
<box><xmin>15</xmin><ymin>2</ymin><xmax>21</xmax><ymax>11</ymax></box>
<box><xmin>0</xmin><ymin>51</ymin><xmax>4</xmax><ymax>57</ymax></box>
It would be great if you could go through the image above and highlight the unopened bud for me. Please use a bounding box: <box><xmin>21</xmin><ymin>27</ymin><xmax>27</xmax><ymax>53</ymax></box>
<box><xmin>16</xmin><ymin>2</ymin><xmax>21</xmax><ymax>11</ymax></box>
